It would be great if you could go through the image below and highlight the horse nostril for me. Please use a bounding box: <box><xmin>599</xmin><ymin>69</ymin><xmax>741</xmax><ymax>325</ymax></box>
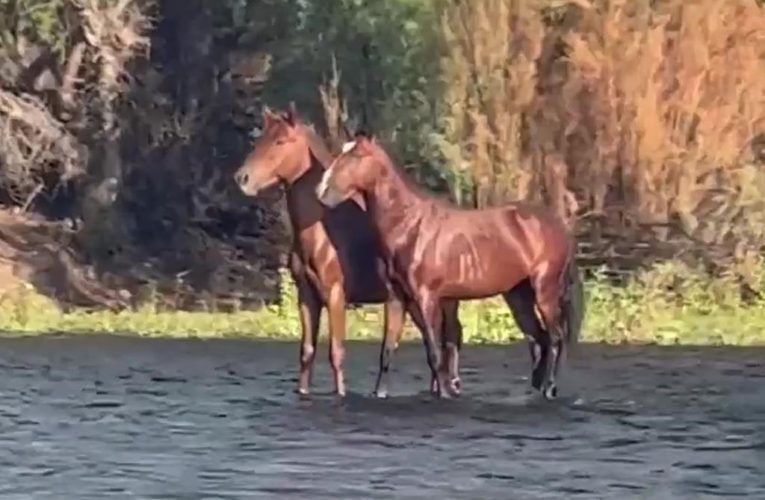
<box><xmin>236</xmin><ymin>172</ymin><xmax>249</xmax><ymax>186</ymax></box>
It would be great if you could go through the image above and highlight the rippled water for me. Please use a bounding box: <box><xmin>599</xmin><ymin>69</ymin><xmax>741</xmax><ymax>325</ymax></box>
<box><xmin>0</xmin><ymin>336</ymin><xmax>763</xmax><ymax>499</ymax></box>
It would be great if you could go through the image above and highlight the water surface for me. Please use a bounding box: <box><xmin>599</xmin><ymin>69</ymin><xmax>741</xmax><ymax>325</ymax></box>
<box><xmin>0</xmin><ymin>336</ymin><xmax>762</xmax><ymax>499</ymax></box>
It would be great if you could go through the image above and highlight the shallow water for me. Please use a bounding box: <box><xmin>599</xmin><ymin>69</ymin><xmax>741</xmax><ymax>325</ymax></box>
<box><xmin>0</xmin><ymin>336</ymin><xmax>762</xmax><ymax>499</ymax></box>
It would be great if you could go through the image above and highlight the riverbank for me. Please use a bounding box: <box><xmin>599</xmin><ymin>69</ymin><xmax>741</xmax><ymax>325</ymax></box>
<box><xmin>1</xmin><ymin>265</ymin><xmax>764</xmax><ymax>346</ymax></box>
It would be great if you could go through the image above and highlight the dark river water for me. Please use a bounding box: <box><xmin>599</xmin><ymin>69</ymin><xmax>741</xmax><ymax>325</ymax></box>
<box><xmin>0</xmin><ymin>336</ymin><xmax>763</xmax><ymax>499</ymax></box>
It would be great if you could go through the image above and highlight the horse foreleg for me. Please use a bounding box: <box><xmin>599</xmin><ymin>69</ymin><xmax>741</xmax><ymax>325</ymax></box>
<box><xmin>327</xmin><ymin>285</ymin><xmax>347</xmax><ymax>397</ymax></box>
<box><xmin>415</xmin><ymin>293</ymin><xmax>457</xmax><ymax>399</ymax></box>
<box><xmin>406</xmin><ymin>300</ymin><xmax>446</xmax><ymax>395</ymax></box>
<box><xmin>373</xmin><ymin>295</ymin><xmax>406</xmax><ymax>398</ymax></box>
<box><xmin>296</xmin><ymin>279</ymin><xmax>321</xmax><ymax>396</ymax></box>
<box><xmin>403</xmin><ymin>301</ymin><xmax>435</xmax><ymax>394</ymax></box>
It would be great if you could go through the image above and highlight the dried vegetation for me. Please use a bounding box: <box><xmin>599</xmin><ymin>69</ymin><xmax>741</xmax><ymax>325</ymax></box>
<box><xmin>0</xmin><ymin>0</ymin><xmax>764</xmax><ymax>336</ymax></box>
<box><xmin>437</xmin><ymin>0</ymin><xmax>765</xmax><ymax>289</ymax></box>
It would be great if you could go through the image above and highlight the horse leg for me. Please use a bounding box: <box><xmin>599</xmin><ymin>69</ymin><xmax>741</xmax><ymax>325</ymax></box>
<box><xmin>532</xmin><ymin>273</ymin><xmax>567</xmax><ymax>400</ymax></box>
<box><xmin>503</xmin><ymin>283</ymin><xmax>549</xmax><ymax>393</ymax></box>
<box><xmin>405</xmin><ymin>300</ymin><xmax>446</xmax><ymax>395</ymax></box>
<box><xmin>373</xmin><ymin>294</ymin><xmax>406</xmax><ymax>398</ymax></box>
<box><xmin>326</xmin><ymin>284</ymin><xmax>348</xmax><ymax>397</ymax></box>
<box><xmin>296</xmin><ymin>279</ymin><xmax>321</xmax><ymax>396</ymax></box>
<box><xmin>403</xmin><ymin>301</ymin><xmax>437</xmax><ymax>394</ymax></box>
<box><xmin>414</xmin><ymin>293</ymin><xmax>457</xmax><ymax>398</ymax></box>
<box><xmin>442</xmin><ymin>299</ymin><xmax>463</xmax><ymax>394</ymax></box>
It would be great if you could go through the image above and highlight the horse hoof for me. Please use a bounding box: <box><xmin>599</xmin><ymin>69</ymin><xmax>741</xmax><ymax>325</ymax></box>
<box><xmin>436</xmin><ymin>389</ymin><xmax>453</xmax><ymax>400</ymax></box>
<box><xmin>452</xmin><ymin>377</ymin><xmax>462</xmax><ymax>392</ymax></box>
<box><xmin>543</xmin><ymin>384</ymin><xmax>558</xmax><ymax>401</ymax></box>
<box><xmin>295</xmin><ymin>387</ymin><xmax>311</xmax><ymax>398</ymax></box>
<box><xmin>433</xmin><ymin>376</ymin><xmax>460</xmax><ymax>399</ymax></box>
<box><xmin>373</xmin><ymin>389</ymin><xmax>389</xmax><ymax>399</ymax></box>
<box><xmin>447</xmin><ymin>377</ymin><xmax>462</xmax><ymax>397</ymax></box>
<box><xmin>430</xmin><ymin>380</ymin><xmax>439</xmax><ymax>394</ymax></box>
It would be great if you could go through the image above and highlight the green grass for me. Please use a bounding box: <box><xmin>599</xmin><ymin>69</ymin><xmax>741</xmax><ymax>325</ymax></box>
<box><xmin>1</xmin><ymin>263</ymin><xmax>765</xmax><ymax>345</ymax></box>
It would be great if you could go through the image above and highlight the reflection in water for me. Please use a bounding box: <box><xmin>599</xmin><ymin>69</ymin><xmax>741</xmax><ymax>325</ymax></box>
<box><xmin>0</xmin><ymin>337</ymin><xmax>762</xmax><ymax>499</ymax></box>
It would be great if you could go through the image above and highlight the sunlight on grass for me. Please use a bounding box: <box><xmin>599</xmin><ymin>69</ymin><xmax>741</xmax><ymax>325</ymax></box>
<box><xmin>1</xmin><ymin>264</ymin><xmax>765</xmax><ymax>346</ymax></box>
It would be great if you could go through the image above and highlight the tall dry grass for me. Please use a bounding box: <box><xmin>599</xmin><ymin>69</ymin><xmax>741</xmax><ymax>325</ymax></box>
<box><xmin>559</xmin><ymin>0</ymin><xmax>765</xmax><ymax>279</ymax></box>
<box><xmin>437</xmin><ymin>0</ymin><xmax>544</xmax><ymax>208</ymax></box>
<box><xmin>438</xmin><ymin>0</ymin><xmax>765</xmax><ymax>280</ymax></box>
<box><xmin>559</xmin><ymin>0</ymin><xmax>765</xmax><ymax>223</ymax></box>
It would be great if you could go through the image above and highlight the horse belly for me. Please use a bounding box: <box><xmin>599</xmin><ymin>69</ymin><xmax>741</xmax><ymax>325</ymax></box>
<box><xmin>344</xmin><ymin>260</ymin><xmax>389</xmax><ymax>305</ymax></box>
<box><xmin>439</xmin><ymin>260</ymin><xmax>526</xmax><ymax>300</ymax></box>
<box><xmin>321</xmin><ymin>205</ymin><xmax>391</xmax><ymax>305</ymax></box>
<box><xmin>340</xmin><ymin>243</ymin><xmax>390</xmax><ymax>305</ymax></box>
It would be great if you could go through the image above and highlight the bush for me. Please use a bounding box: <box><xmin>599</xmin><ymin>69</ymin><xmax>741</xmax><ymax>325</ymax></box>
<box><xmin>2</xmin><ymin>263</ymin><xmax>765</xmax><ymax>346</ymax></box>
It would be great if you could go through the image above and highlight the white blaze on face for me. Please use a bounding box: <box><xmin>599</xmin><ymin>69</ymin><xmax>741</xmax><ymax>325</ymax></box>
<box><xmin>341</xmin><ymin>140</ymin><xmax>356</xmax><ymax>154</ymax></box>
<box><xmin>317</xmin><ymin>141</ymin><xmax>356</xmax><ymax>202</ymax></box>
<box><xmin>316</xmin><ymin>162</ymin><xmax>335</xmax><ymax>200</ymax></box>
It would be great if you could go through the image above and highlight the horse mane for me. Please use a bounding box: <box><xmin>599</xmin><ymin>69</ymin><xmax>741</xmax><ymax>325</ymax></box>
<box><xmin>367</xmin><ymin>141</ymin><xmax>447</xmax><ymax>205</ymax></box>
<box><xmin>365</xmin><ymin>140</ymin><xmax>533</xmax><ymax>214</ymax></box>
<box><xmin>297</xmin><ymin>122</ymin><xmax>333</xmax><ymax>169</ymax></box>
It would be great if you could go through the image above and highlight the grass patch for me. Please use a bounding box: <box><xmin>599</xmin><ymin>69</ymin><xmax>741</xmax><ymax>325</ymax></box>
<box><xmin>1</xmin><ymin>264</ymin><xmax>765</xmax><ymax>346</ymax></box>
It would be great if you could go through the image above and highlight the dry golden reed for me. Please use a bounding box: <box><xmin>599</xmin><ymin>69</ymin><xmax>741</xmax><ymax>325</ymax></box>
<box><xmin>438</xmin><ymin>0</ymin><xmax>765</xmax><ymax>276</ymax></box>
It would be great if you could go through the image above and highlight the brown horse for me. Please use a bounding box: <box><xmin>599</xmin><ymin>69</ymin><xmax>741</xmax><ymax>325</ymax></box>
<box><xmin>233</xmin><ymin>106</ymin><xmax>464</xmax><ymax>398</ymax></box>
<box><xmin>316</xmin><ymin>133</ymin><xmax>584</xmax><ymax>399</ymax></box>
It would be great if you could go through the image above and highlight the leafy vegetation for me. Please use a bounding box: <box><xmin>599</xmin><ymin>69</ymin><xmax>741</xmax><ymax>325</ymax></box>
<box><xmin>0</xmin><ymin>0</ymin><xmax>763</xmax><ymax>345</ymax></box>
<box><xmin>2</xmin><ymin>265</ymin><xmax>765</xmax><ymax>346</ymax></box>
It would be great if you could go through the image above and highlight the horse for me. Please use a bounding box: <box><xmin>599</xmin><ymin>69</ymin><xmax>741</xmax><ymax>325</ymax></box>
<box><xmin>233</xmin><ymin>105</ymin><xmax>464</xmax><ymax>398</ymax></box>
<box><xmin>316</xmin><ymin>133</ymin><xmax>585</xmax><ymax>400</ymax></box>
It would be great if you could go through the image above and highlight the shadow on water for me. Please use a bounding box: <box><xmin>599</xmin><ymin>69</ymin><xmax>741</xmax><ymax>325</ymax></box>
<box><xmin>0</xmin><ymin>336</ymin><xmax>763</xmax><ymax>499</ymax></box>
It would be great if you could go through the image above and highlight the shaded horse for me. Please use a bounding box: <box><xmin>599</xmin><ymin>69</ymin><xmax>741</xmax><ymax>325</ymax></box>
<box><xmin>316</xmin><ymin>133</ymin><xmax>585</xmax><ymax>399</ymax></box>
<box><xmin>233</xmin><ymin>105</ymin><xmax>464</xmax><ymax>397</ymax></box>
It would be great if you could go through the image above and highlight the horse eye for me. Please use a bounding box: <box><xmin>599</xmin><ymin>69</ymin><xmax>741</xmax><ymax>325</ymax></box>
<box><xmin>275</xmin><ymin>139</ymin><xmax>286</xmax><ymax>146</ymax></box>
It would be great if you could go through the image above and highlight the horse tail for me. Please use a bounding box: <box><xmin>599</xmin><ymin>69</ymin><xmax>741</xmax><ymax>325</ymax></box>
<box><xmin>561</xmin><ymin>254</ymin><xmax>585</xmax><ymax>347</ymax></box>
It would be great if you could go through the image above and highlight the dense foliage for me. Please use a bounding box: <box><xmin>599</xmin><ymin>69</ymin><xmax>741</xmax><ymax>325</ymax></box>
<box><xmin>0</xmin><ymin>0</ymin><xmax>764</xmax><ymax>320</ymax></box>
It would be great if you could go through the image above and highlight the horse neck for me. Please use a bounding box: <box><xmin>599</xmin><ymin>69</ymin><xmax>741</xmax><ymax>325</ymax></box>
<box><xmin>283</xmin><ymin>127</ymin><xmax>330</xmax><ymax>206</ymax></box>
<box><xmin>366</xmin><ymin>158</ymin><xmax>427</xmax><ymax>247</ymax></box>
<box><xmin>284</xmin><ymin>149</ymin><xmax>326</xmax><ymax>233</ymax></box>
<box><xmin>299</xmin><ymin>124</ymin><xmax>333</xmax><ymax>169</ymax></box>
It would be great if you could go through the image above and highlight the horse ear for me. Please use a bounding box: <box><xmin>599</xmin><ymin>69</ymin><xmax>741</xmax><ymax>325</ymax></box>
<box><xmin>262</xmin><ymin>106</ymin><xmax>275</xmax><ymax>128</ymax></box>
<box><xmin>352</xmin><ymin>131</ymin><xmax>368</xmax><ymax>149</ymax></box>
<box><xmin>284</xmin><ymin>102</ymin><xmax>298</xmax><ymax>127</ymax></box>
<box><xmin>353</xmin><ymin>130</ymin><xmax>375</xmax><ymax>151</ymax></box>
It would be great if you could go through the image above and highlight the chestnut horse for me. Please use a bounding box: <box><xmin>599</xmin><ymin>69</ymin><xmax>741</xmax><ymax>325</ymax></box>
<box><xmin>234</xmin><ymin>106</ymin><xmax>463</xmax><ymax>398</ymax></box>
<box><xmin>316</xmin><ymin>133</ymin><xmax>584</xmax><ymax>399</ymax></box>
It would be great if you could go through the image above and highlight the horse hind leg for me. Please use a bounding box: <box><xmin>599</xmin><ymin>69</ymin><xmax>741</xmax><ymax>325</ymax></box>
<box><xmin>531</xmin><ymin>272</ymin><xmax>567</xmax><ymax>400</ymax></box>
<box><xmin>373</xmin><ymin>295</ymin><xmax>406</xmax><ymax>399</ymax></box>
<box><xmin>503</xmin><ymin>282</ymin><xmax>549</xmax><ymax>393</ymax></box>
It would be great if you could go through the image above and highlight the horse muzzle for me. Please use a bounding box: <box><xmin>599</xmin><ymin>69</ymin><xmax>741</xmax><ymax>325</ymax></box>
<box><xmin>234</xmin><ymin>171</ymin><xmax>267</xmax><ymax>197</ymax></box>
<box><xmin>234</xmin><ymin>171</ymin><xmax>251</xmax><ymax>192</ymax></box>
